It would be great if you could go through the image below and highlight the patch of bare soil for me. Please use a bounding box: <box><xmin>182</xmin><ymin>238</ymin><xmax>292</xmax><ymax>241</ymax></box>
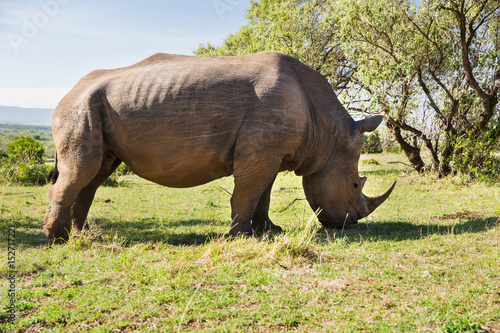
<box><xmin>434</xmin><ymin>211</ymin><xmax>484</xmax><ymax>220</ymax></box>
<box><xmin>482</xmin><ymin>323</ymin><xmax>500</xmax><ymax>333</ymax></box>
<box><xmin>18</xmin><ymin>321</ymin><xmax>52</xmax><ymax>333</ymax></box>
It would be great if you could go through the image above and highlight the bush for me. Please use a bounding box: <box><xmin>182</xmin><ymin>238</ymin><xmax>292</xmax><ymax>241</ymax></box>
<box><xmin>360</xmin><ymin>158</ymin><xmax>380</xmax><ymax>165</ymax></box>
<box><xmin>7</xmin><ymin>135</ymin><xmax>45</xmax><ymax>163</ymax></box>
<box><xmin>0</xmin><ymin>136</ymin><xmax>51</xmax><ymax>186</ymax></box>
<box><xmin>449</xmin><ymin>129</ymin><xmax>500</xmax><ymax>182</ymax></box>
<box><xmin>102</xmin><ymin>173</ymin><xmax>121</xmax><ymax>187</ymax></box>
<box><xmin>0</xmin><ymin>160</ymin><xmax>52</xmax><ymax>186</ymax></box>
<box><xmin>115</xmin><ymin>163</ymin><xmax>134</xmax><ymax>176</ymax></box>
<box><xmin>99</xmin><ymin>163</ymin><xmax>132</xmax><ymax>187</ymax></box>
<box><xmin>362</xmin><ymin>131</ymin><xmax>383</xmax><ymax>154</ymax></box>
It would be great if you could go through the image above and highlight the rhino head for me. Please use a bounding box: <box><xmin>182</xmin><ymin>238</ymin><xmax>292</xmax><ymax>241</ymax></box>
<box><xmin>302</xmin><ymin>115</ymin><xmax>396</xmax><ymax>228</ymax></box>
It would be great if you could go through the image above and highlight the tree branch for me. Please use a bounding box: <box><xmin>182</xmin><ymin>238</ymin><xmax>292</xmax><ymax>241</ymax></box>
<box><xmin>354</xmin><ymin>30</ymin><xmax>400</xmax><ymax>65</ymax></box>
<box><xmin>402</xmin><ymin>7</ymin><xmax>444</xmax><ymax>60</ymax></box>
<box><xmin>417</xmin><ymin>66</ymin><xmax>447</xmax><ymax>122</ymax></box>
<box><xmin>453</xmin><ymin>1</ymin><xmax>491</xmax><ymax>101</ymax></box>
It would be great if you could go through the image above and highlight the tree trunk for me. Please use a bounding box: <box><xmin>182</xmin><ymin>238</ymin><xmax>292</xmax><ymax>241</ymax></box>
<box><xmin>387</xmin><ymin>122</ymin><xmax>425</xmax><ymax>173</ymax></box>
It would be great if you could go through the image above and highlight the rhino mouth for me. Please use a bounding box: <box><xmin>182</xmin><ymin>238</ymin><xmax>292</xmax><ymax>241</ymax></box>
<box><xmin>320</xmin><ymin>219</ymin><xmax>358</xmax><ymax>230</ymax></box>
<box><xmin>316</xmin><ymin>210</ymin><xmax>358</xmax><ymax>229</ymax></box>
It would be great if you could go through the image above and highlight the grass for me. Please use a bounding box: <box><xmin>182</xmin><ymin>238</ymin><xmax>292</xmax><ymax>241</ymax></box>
<box><xmin>1</xmin><ymin>153</ymin><xmax>499</xmax><ymax>332</ymax></box>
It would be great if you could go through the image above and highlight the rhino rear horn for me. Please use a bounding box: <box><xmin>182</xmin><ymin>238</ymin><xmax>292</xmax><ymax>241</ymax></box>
<box><xmin>356</xmin><ymin>115</ymin><xmax>384</xmax><ymax>133</ymax></box>
<box><xmin>362</xmin><ymin>181</ymin><xmax>396</xmax><ymax>217</ymax></box>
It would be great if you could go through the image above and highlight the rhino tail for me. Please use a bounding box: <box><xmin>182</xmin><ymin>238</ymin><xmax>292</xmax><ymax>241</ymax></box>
<box><xmin>48</xmin><ymin>151</ymin><xmax>59</xmax><ymax>184</ymax></box>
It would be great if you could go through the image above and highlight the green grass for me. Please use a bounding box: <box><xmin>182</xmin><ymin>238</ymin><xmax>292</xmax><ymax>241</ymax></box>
<box><xmin>1</xmin><ymin>153</ymin><xmax>499</xmax><ymax>332</ymax></box>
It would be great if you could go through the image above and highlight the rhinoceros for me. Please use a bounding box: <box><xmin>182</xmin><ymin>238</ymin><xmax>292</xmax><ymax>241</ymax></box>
<box><xmin>43</xmin><ymin>51</ymin><xmax>395</xmax><ymax>242</ymax></box>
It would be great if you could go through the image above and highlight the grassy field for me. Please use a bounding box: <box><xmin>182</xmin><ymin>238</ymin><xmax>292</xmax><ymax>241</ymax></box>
<box><xmin>1</xmin><ymin>153</ymin><xmax>499</xmax><ymax>332</ymax></box>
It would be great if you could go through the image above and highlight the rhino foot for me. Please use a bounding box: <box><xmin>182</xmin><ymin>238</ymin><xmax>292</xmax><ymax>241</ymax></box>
<box><xmin>229</xmin><ymin>220</ymin><xmax>254</xmax><ymax>238</ymax></box>
<box><xmin>252</xmin><ymin>219</ymin><xmax>283</xmax><ymax>235</ymax></box>
<box><xmin>43</xmin><ymin>213</ymin><xmax>71</xmax><ymax>244</ymax></box>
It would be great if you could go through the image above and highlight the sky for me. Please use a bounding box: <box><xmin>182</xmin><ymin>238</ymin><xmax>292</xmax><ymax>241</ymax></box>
<box><xmin>0</xmin><ymin>0</ymin><xmax>251</xmax><ymax>108</ymax></box>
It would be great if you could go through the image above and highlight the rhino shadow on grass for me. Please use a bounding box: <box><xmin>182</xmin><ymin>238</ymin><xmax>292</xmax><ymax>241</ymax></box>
<box><xmin>317</xmin><ymin>216</ymin><xmax>499</xmax><ymax>243</ymax></box>
<box><xmin>97</xmin><ymin>218</ymin><xmax>226</xmax><ymax>246</ymax></box>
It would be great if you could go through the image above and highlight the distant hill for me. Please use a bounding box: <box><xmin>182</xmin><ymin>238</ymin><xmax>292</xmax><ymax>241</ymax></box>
<box><xmin>0</xmin><ymin>106</ymin><xmax>53</xmax><ymax>126</ymax></box>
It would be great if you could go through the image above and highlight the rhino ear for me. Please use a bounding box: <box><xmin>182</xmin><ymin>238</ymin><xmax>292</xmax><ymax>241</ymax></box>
<box><xmin>360</xmin><ymin>176</ymin><xmax>367</xmax><ymax>189</ymax></box>
<box><xmin>356</xmin><ymin>115</ymin><xmax>384</xmax><ymax>134</ymax></box>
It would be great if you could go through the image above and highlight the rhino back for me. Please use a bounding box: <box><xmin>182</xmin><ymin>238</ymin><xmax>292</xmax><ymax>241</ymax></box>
<box><xmin>66</xmin><ymin>52</ymin><xmax>313</xmax><ymax>187</ymax></box>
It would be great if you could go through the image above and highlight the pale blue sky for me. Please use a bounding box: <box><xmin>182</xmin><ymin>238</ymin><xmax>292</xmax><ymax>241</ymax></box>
<box><xmin>1</xmin><ymin>0</ymin><xmax>422</xmax><ymax>109</ymax></box>
<box><xmin>0</xmin><ymin>0</ymin><xmax>251</xmax><ymax>108</ymax></box>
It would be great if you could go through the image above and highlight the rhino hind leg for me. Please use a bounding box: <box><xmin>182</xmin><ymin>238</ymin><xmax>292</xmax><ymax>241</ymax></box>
<box><xmin>71</xmin><ymin>150</ymin><xmax>122</xmax><ymax>234</ymax></box>
<box><xmin>251</xmin><ymin>176</ymin><xmax>282</xmax><ymax>234</ymax></box>
<box><xmin>229</xmin><ymin>155</ymin><xmax>283</xmax><ymax>237</ymax></box>
<box><xmin>43</xmin><ymin>123</ymin><xmax>107</xmax><ymax>243</ymax></box>
<box><xmin>43</xmin><ymin>154</ymin><xmax>102</xmax><ymax>243</ymax></box>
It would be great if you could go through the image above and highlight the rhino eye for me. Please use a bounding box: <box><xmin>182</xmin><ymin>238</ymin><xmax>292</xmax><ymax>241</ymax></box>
<box><xmin>353</xmin><ymin>183</ymin><xmax>359</xmax><ymax>189</ymax></box>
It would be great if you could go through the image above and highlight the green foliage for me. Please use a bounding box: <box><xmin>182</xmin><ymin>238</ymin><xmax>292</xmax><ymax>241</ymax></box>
<box><xmin>7</xmin><ymin>135</ymin><xmax>45</xmax><ymax>163</ymax></box>
<box><xmin>115</xmin><ymin>163</ymin><xmax>134</xmax><ymax>177</ymax></box>
<box><xmin>101</xmin><ymin>176</ymin><xmax>119</xmax><ymax>187</ymax></box>
<box><xmin>0</xmin><ymin>159</ymin><xmax>52</xmax><ymax>186</ymax></box>
<box><xmin>335</xmin><ymin>0</ymin><xmax>500</xmax><ymax>177</ymax></box>
<box><xmin>1</xmin><ymin>136</ymin><xmax>51</xmax><ymax>186</ymax></box>
<box><xmin>360</xmin><ymin>158</ymin><xmax>380</xmax><ymax>165</ymax></box>
<box><xmin>362</xmin><ymin>131</ymin><xmax>383</xmax><ymax>154</ymax></box>
<box><xmin>195</xmin><ymin>0</ymin><xmax>352</xmax><ymax>90</ymax></box>
<box><xmin>449</xmin><ymin>129</ymin><xmax>500</xmax><ymax>182</ymax></box>
<box><xmin>0</xmin><ymin>124</ymin><xmax>55</xmax><ymax>159</ymax></box>
<box><xmin>101</xmin><ymin>163</ymin><xmax>132</xmax><ymax>187</ymax></box>
<box><xmin>102</xmin><ymin>173</ymin><xmax>122</xmax><ymax>187</ymax></box>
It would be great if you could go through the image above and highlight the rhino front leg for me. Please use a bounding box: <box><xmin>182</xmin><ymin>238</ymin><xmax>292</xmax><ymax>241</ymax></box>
<box><xmin>229</xmin><ymin>155</ymin><xmax>282</xmax><ymax>237</ymax></box>
<box><xmin>251</xmin><ymin>175</ymin><xmax>283</xmax><ymax>234</ymax></box>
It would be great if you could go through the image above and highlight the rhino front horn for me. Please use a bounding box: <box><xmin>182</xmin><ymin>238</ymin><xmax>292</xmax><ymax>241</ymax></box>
<box><xmin>363</xmin><ymin>181</ymin><xmax>396</xmax><ymax>217</ymax></box>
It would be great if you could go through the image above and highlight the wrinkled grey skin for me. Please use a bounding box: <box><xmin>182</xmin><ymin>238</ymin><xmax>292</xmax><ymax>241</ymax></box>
<box><xmin>43</xmin><ymin>51</ymin><xmax>395</xmax><ymax>242</ymax></box>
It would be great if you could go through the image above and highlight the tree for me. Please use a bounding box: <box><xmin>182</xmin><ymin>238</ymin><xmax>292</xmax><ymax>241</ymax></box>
<box><xmin>196</xmin><ymin>0</ymin><xmax>355</xmax><ymax>91</ymax></box>
<box><xmin>335</xmin><ymin>0</ymin><xmax>500</xmax><ymax>178</ymax></box>
<box><xmin>334</xmin><ymin>0</ymin><xmax>428</xmax><ymax>171</ymax></box>
<box><xmin>196</xmin><ymin>0</ymin><xmax>500</xmax><ymax>179</ymax></box>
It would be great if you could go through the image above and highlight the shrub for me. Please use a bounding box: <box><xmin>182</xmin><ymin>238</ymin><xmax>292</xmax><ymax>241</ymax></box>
<box><xmin>449</xmin><ymin>129</ymin><xmax>500</xmax><ymax>182</ymax></box>
<box><xmin>0</xmin><ymin>160</ymin><xmax>52</xmax><ymax>186</ymax></box>
<box><xmin>1</xmin><ymin>136</ymin><xmax>51</xmax><ymax>186</ymax></box>
<box><xmin>360</xmin><ymin>158</ymin><xmax>380</xmax><ymax>165</ymax></box>
<box><xmin>362</xmin><ymin>131</ymin><xmax>383</xmax><ymax>154</ymax></box>
<box><xmin>102</xmin><ymin>173</ymin><xmax>121</xmax><ymax>187</ymax></box>
<box><xmin>7</xmin><ymin>135</ymin><xmax>45</xmax><ymax>163</ymax></box>
<box><xmin>115</xmin><ymin>163</ymin><xmax>134</xmax><ymax>176</ymax></box>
